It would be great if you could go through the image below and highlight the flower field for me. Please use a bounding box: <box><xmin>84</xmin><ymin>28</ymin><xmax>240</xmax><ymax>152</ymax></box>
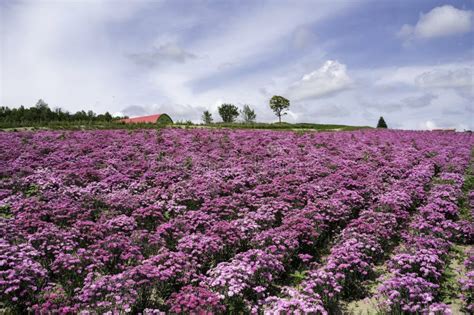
<box><xmin>1</xmin><ymin>128</ymin><xmax>473</xmax><ymax>314</ymax></box>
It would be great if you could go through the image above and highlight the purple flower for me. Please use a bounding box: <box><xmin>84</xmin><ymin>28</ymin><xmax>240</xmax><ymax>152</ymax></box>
<box><xmin>0</xmin><ymin>128</ymin><xmax>471</xmax><ymax>313</ymax></box>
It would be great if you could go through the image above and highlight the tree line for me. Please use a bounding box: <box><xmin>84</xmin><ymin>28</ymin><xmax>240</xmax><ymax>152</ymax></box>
<box><xmin>1</xmin><ymin>96</ymin><xmax>388</xmax><ymax>128</ymax></box>
<box><xmin>0</xmin><ymin>100</ymin><xmax>122</xmax><ymax>125</ymax></box>
<box><xmin>203</xmin><ymin>95</ymin><xmax>291</xmax><ymax>124</ymax></box>
<box><xmin>206</xmin><ymin>95</ymin><xmax>388</xmax><ymax>128</ymax></box>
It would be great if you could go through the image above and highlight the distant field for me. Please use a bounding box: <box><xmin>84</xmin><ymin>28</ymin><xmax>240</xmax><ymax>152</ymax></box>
<box><xmin>0</xmin><ymin>121</ymin><xmax>371</xmax><ymax>132</ymax></box>
<box><xmin>183</xmin><ymin>122</ymin><xmax>372</xmax><ymax>131</ymax></box>
<box><xmin>1</xmin><ymin>128</ymin><xmax>473</xmax><ymax>313</ymax></box>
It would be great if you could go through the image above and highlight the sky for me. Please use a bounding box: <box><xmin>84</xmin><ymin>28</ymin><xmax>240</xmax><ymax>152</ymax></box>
<box><xmin>1</xmin><ymin>0</ymin><xmax>473</xmax><ymax>130</ymax></box>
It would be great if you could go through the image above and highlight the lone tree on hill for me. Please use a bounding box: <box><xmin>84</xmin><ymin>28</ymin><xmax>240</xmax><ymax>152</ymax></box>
<box><xmin>218</xmin><ymin>103</ymin><xmax>239</xmax><ymax>123</ymax></box>
<box><xmin>377</xmin><ymin>116</ymin><xmax>388</xmax><ymax>128</ymax></box>
<box><xmin>241</xmin><ymin>104</ymin><xmax>256</xmax><ymax>123</ymax></box>
<box><xmin>269</xmin><ymin>95</ymin><xmax>290</xmax><ymax>123</ymax></box>
<box><xmin>202</xmin><ymin>110</ymin><xmax>213</xmax><ymax>124</ymax></box>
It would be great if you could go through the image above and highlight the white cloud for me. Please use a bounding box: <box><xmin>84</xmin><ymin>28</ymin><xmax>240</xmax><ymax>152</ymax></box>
<box><xmin>113</xmin><ymin>111</ymin><xmax>125</xmax><ymax>117</ymax></box>
<box><xmin>420</xmin><ymin>120</ymin><xmax>438</xmax><ymax>130</ymax></box>
<box><xmin>1</xmin><ymin>0</ymin><xmax>471</xmax><ymax>130</ymax></box>
<box><xmin>120</xmin><ymin>105</ymin><xmax>150</xmax><ymax>117</ymax></box>
<box><xmin>374</xmin><ymin>62</ymin><xmax>474</xmax><ymax>89</ymax></box>
<box><xmin>398</xmin><ymin>5</ymin><xmax>473</xmax><ymax>40</ymax></box>
<box><xmin>348</xmin><ymin>64</ymin><xmax>473</xmax><ymax>130</ymax></box>
<box><xmin>292</xmin><ymin>26</ymin><xmax>317</xmax><ymax>50</ymax></box>
<box><xmin>362</xmin><ymin>99</ymin><xmax>403</xmax><ymax>113</ymax></box>
<box><xmin>287</xmin><ymin>60</ymin><xmax>352</xmax><ymax>101</ymax></box>
<box><xmin>402</xmin><ymin>93</ymin><xmax>437</xmax><ymax>108</ymax></box>
<box><xmin>128</xmin><ymin>43</ymin><xmax>196</xmax><ymax>67</ymax></box>
<box><xmin>131</xmin><ymin>1</ymin><xmax>360</xmax><ymax>121</ymax></box>
<box><xmin>415</xmin><ymin>67</ymin><xmax>473</xmax><ymax>88</ymax></box>
<box><xmin>1</xmin><ymin>0</ymin><xmax>149</xmax><ymax>113</ymax></box>
<box><xmin>374</xmin><ymin>64</ymin><xmax>474</xmax><ymax>101</ymax></box>
<box><xmin>1</xmin><ymin>0</ymin><xmax>364</xmax><ymax>123</ymax></box>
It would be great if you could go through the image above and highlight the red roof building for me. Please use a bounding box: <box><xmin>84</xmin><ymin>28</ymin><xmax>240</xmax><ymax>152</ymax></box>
<box><xmin>120</xmin><ymin>114</ymin><xmax>173</xmax><ymax>124</ymax></box>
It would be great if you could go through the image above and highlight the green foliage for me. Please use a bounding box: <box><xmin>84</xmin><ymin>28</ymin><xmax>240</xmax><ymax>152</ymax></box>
<box><xmin>362</xmin><ymin>151</ymin><xmax>371</xmax><ymax>162</ymax></box>
<box><xmin>0</xmin><ymin>204</ymin><xmax>12</xmax><ymax>219</ymax></box>
<box><xmin>25</xmin><ymin>184</ymin><xmax>39</xmax><ymax>197</ymax></box>
<box><xmin>269</xmin><ymin>95</ymin><xmax>290</xmax><ymax>123</ymax></box>
<box><xmin>175</xmin><ymin>120</ymin><xmax>194</xmax><ymax>126</ymax></box>
<box><xmin>202</xmin><ymin>110</ymin><xmax>213</xmax><ymax>124</ymax></box>
<box><xmin>0</xmin><ymin>100</ymin><xmax>121</xmax><ymax>128</ymax></box>
<box><xmin>240</xmin><ymin>105</ymin><xmax>256</xmax><ymax>123</ymax></box>
<box><xmin>290</xmin><ymin>270</ymin><xmax>307</xmax><ymax>286</ymax></box>
<box><xmin>463</xmin><ymin>174</ymin><xmax>474</xmax><ymax>191</ymax></box>
<box><xmin>459</xmin><ymin>150</ymin><xmax>474</xmax><ymax>219</ymax></box>
<box><xmin>187</xmin><ymin>122</ymin><xmax>369</xmax><ymax>131</ymax></box>
<box><xmin>432</xmin><ymin>178</ymin><xmax>456</xmax><ymax>186</ymax></box>
<box><xmin>183</xmin><ymin>156</ymin><xmax>193</xmax><ymax>170</ymax></box>
<box><xmin>218</xmin><ymin>103</ymin><xmax>239</xmax><ymax>123</ymax></box>
<box><xmin>156</xmin><ymin>151</ymin><xmax>166</xmax><ymax>161</ymax></box>
<box><xmin>377</xmin><ymin>116</ymin><xmax>388</xmax><ymax>128</ymax></box>
<box><xmin>439</xmin><ymin>245</ymin><xmax>466</xmax><ymax>304</ymax></box>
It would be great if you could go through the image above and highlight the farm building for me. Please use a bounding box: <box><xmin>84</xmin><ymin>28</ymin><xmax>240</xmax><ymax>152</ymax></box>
<box><xmin>120</xmin><ymin>114</ymin><xmax>173</xmax><ymax>124</ymax></box>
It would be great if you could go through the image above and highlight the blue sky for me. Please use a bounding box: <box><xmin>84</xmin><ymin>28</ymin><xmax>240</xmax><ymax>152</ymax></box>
<box><xmin>1</xmin><ymin>0</ymin><xmax>473</xmax><ymax>129</ymax></box>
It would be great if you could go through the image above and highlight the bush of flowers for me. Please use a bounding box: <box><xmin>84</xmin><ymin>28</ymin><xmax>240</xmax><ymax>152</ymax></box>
<box><xmin>460</xmin><ymin>249</ymin><xmax>474</xmax><ymax>313</ymax></box>
<box><xmin>0</xmin><ymin>128</ymin><xmax>472</xmax><ymax>313</ymax></box>
<box><xmin>281</xmin><ymin>161</ymin><xmax>436</xmax><ymax>312</ymax></box>
<box><xmin>375</xmin><ymin>167</ymin><xmax>470</xmax><ymax>314</ymax></box>
<box><xmin>166</xmin><ymin>285</ymin><xmax>226</xmax><ymax>313</ymax></box>
<box><xmin>263</xmin><ymin>286</ymin><xmax>327</xmax><ymax>314</ymax></box>
<box><xmin>0</xmin><ymin>239</ymin><xmax>48</xmax><ymax>312</ymax></box>
<box><xmin>377</xmin><ymin>273</ymin><xmax>440</xmax><ymax>313</ymax></box>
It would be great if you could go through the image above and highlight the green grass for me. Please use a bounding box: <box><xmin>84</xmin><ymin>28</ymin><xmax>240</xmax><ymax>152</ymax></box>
<box><xmin>0</xmin><ymin>204</ymin><xmax>12</xmax><ymax>219</ymax></box>
<box><xmin>459</xmin><ymin>149</ymin><xmax>474</xmax><ymax>220</ymax></box>
<box><xmin>193</xmin><ymin>122</ymin><xmax>372</xmax><ymax>131</ymax></box>
<box><xmin>1</xmin><ymin>121</ymin><xmax>371</xmax><ymax>132</ymax></box>
<box><xmin>439</xmin><ymin>245</ymin><xmax>467</xmax><ymax>304</ymax></box>
<box><xmin>0</xmin><ymin>121</ymin><xmax>169</xmax><ymax>131</ymax></box>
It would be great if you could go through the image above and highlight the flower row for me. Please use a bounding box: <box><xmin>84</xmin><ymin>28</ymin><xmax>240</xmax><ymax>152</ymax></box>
<box><xmin>376</xmin><ymin>170</ymin><xmax>468</xmax><ymax>314</ymax></box>
<box><xmin>1</xmin><ymin>129</ymin><xmax>472</xmax><ymax>313</ymax></box>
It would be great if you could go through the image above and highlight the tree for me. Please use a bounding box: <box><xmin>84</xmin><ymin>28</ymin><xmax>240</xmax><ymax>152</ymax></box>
<box><xmin>202</xmin><ymin>110</ymin><xmax>213</xmax><ymax>124</ymax></box>
<box><xmin>87</xmin><ymin>110</ymin><xmax>96</xmax><ymax>120</ymax></box>
<box><xmin>35</xmin><ymin>99</ymin><xmax>49</xmax><ymax>110</ymax></box>
<box><xmin>35</xmin><ymin>99</ymin><xmax>51</xmax><ymax>121</ymax></box>
<box><xmin>241</xmin><ymin>105</ymin><xmax>256</xmax><ymax>123</ymax></box>
<box><xmin>269</xmin><ymin>95</ymin><xmax>290</xmax><ymax>123</ymax></box>
<box><xmin>377</xmin><ymin>116</ymin><xmax>388</xmax><ymax>128</ymax></box>
<box><xmin>103</xmin><ymin>112</ymin><xmax>113</xmax><ymax>122</ymax></box>
<box><xmin>74</xmin><ymin>110</ymin><xmax>88</xmax><ymax>121</ymax></box>
<box><xmin>0</xmin><ymin>102</ymin><xmax>123</xmax><ymax>127</ymax></box>
<box><xmin>218</xmin><ymin>103</ymin><xmax>239</xmax><ymax>123</ymax></box>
